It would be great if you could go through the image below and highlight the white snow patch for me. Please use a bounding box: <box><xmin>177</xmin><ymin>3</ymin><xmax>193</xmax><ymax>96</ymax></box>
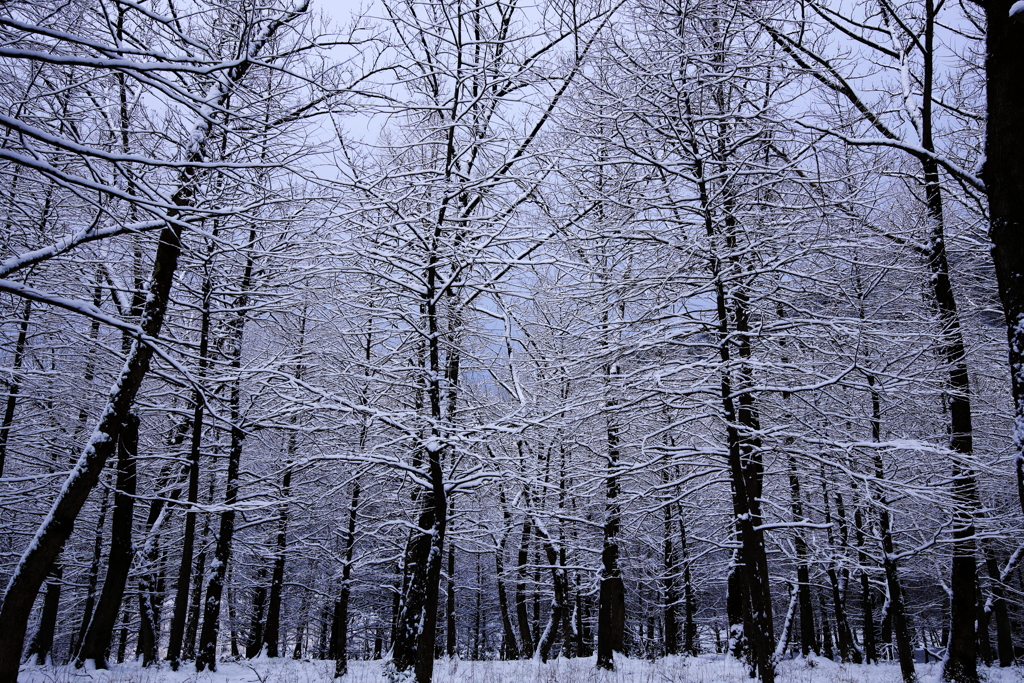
<box><xmin>16</xmin><ymin>656</ymin><xmax>1024</xmax><ymax>683</ymax></box>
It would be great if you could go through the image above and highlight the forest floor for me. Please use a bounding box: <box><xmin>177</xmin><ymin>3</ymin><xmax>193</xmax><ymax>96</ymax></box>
<box><xmin>19</xmin><ymin>656</ymin><xmax>1024</xmax><ymax>683</ymax></box>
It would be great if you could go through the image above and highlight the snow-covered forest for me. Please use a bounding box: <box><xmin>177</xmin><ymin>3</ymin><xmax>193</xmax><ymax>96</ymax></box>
<box><xmin>1</xmin><ymin>1</ymin><xmax>1022</xmax><ymax>683</ymax></box>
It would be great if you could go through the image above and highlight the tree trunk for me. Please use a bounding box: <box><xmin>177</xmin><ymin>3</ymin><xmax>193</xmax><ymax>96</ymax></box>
<box><xmin>514</xmin><ymin>514</ymin><xmax>534</xmax><ymax>659</ymax></box>
<box><xmin>24</xmin><ymin>564</ymin><xmax>62</xmax><ymax>665</ymax></box>
<box><xmin>167</xmin><ymin>232</ymin><xmax>215</xmax><ymax>669</ymax></box>
<box><xmin>873</xmin><ymin>450</ymin><xmax>915</xmax><ymax>683</ymax></box>
<box><xmin>195</xmin><ymin>391</ymin><xmax>246</xmax><ymax>671</ymax></box>
<box><xmin>73</xmin><ymin>486</ymin><xmax>110</xmax><ymax>658</ymax></box>
<box><xmin>77</xmin><ymin>412</ymin><xmax>139</xmax><ymax>668</ymax></box>
<box><xmin>494</xmin><ymin>491</ymin><xmax>520</xmax><ymax>661</ymax></box>
<box><xmin>0</xmin><ymin>299</ymin><xmax>30</xmax><ymax>478</ymax></box>
<box><xmin>446</xmin><ymin>531</ymin><xmax>456</xmax><ymax>659</ymax></box>
<box><xmin>788</xmin><ymin>455</ymin><xmax>816</xmax><ymax>657</ymax></box>
<box><xmin>984</xmin><ymin>0</ymin><xmax>1024</xmax><ymax>523</ymax></box>
<box><xmin>597</xmin><ymin>408</ymin><xmax>624</xmax><ymax>671</ymax></box>
<box><xmin>662</xmin><ymin>500</ymin><xmax>679</xmax><ymax>657</ymax></box>
<box><xmin>334</xmin><ymin>480</ymin><xmax>359</xmax><ymax>678</ymax></box>
<box><xmin>183</xmin><ymin>479</ymin><xmax>214</xmax><ymax>661</ymax></box>
<box><xmin>246</xmin><ymin>566</ymin><xmax>269</xmax><ymax>659</ymax></box>
<box><xmin>982</xmin><ymin>543</ymin><xmax>1014</xmax><ymax>667</ymax></box>
<box><xmin>196</xmin><ymin>225</ymin><xmax>257</xmax><ymax>671</ymax></box>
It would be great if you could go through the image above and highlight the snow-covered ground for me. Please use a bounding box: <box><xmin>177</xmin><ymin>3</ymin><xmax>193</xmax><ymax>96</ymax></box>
<box><xmin>19</xmin><ymin>657</ymin><xmax>1024</xmax><ymax>683</ymax></box>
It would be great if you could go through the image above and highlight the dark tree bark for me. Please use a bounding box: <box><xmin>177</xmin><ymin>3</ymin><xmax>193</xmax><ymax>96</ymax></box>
<box><xmin>495</xmin><ymin>487</ymin><xmax>520</xmax><ymax>660</ymax></box>
<box><xmin>263</xmin><ymin>457</ymin><xmax>293</xmax><ymax>658</ymax></box>
<box><xmin>984</xmin><ymin>0</ymin><xmax>1024</xmax><ymax>523</ymax></box>
<box><xmin>872</xmin><ymin>448</ymin><xmax>915</xmax><ymax>683</ymax></box>
<box><xmin>389</xmin><ymin>444</ymin><xmax>447</xmax><ymax>683</ymax></box>
<box><xmin>72</xmin><ymin>486</ymin><xmax>110</xmax><ymax>658</ymax></box>
<box><xmin>0</xmin><ymin>215</ymin><xmax>183</xmax><ymax>682</ymax></box>
<box><xmin>167</xmin><ymin>228</ymin><xmax>215</xmax><ymax>669</ymax></box>
<box><xmin>788</xmin><ymin>455</ymin><xmax>816</xmax><ymax>657</ymax></box>
<box><xmin>24</xmin><ymin>564</ymin><xmax>61</xmax><ymax>665</ymax></box>
<box><xmin>183</xmin><ymin>479</ymin><xmax>214</xmax><ymax>661</ymax></box>
<box><xmin>196</xmin><ymin>222</ymin><xmax>259</xmax><ymax>671</ymax></box>
<box><xmin>0</xmin><ymin>5</ymin><xmax>303</xmax><ymax>667</ymax></box>
<box><xmin>246</xmin><ymin>566</ymin><xmax>269</xmax><ymax>659</ymax></box>
<box><xmin>195</xmin><ymin>369</ymin><xmax>247</xmax><ymax>670</ymax></box>
<box><xmin>982</xmin><ymin>543</ymin><xmax>1014</xmax><ymax>667</ymax></box>
<box><xmin>662</xmin><ymin>500</ymin><xmax>680</xmax><ymax>657</ymax></box>
<box><xmin>514</xmin><ymin>513</ymin><xmax>534</xmax><ymax>659</ymax></box>
<box><xmin>0</xmin><ymin>299</ymin><xmax>30</xmax><ymax>478</ymax></box>
<box><xmin>266</xmin><ymin>317</ymin><xmax>305</xmax><ymax>658</ymax></box>
<box><xmin>76</xmin><ymin>413</ymin><xmax>139</xmax><ymax>668</ymax></box>
<box><xmin>596</xmin><ymin>409</ymin><xmax>624</xmax><ymax>671</ymax></box>
<box><xmin>333</xmin><ymin>480</ymin><xmax>359</xmax><ymax>678</ymax></box>
<box><xmin>445</xmin><ymin>543</ymin><xmax>457</xmax><ymax>658</ymax></box>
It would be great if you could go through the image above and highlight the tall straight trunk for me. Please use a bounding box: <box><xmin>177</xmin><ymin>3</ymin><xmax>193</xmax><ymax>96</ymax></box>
<box><xmin>0</xmin><ymin>299</ymin><xmax>30</xmax><ymax>478</ymax></box>
<box><xmin>818</xmin><ymin>591</ymin><xmax>835</xmax><ymax>660</ymax></box>
<box><xmin>911</xmin><ymin>4</ymin><xmax>980</xmax><ymax>679</ymax></box>
<box><xmin>333</xmin><ymin>480</ymin><xmax>360</xmax><ymax>678</ymax></box>
<box><xmin>245</xmin><ymin>566</ymin><xmax>269</xmax><ymax>658</ymax></box>
<box><xmin>446</xmin><ymin>544</ymin><xmax>456</xmax><ymax>658</ymax></box>
<box><xmin>73</xmin><ymin>485</ymin><xmax>110</xmax><ymax>657</ymax></box>
<box><xmin>855</xmin><ymin>503</ymin><xmax>877</xmax><ymax>664</ymax></box>
<box><xmin>495</xmin><ymin>487</ymin><xmax>520</xmax><ymax>660</ymax></box>
<box><xmin>788</xmin><ymin>455</ymin><xmax>816</xmax><ymax>657</ymax></box>
<box><xmin>195</xmin><ymin>381</ymin><xmax>246</xmax><ymax>670</ymax></box>
<box><xmin>662</xmin><ymin>500</ymin><xmax>679</xmax><ymax>657</ymax></box>
<box><xmin>167</xmin><ymin>230</ymin><xmax>215</xmax><ymax>669</ymax></box>
<box><xmin>77</xmin><ymin>412</ymin><xmax>139</xmax><ymax>668</ymax></box>
<box><xmin>266</xmin><ymin>316</ymin><xmax>305</xmax><ymax>658</ymax></box>
<box><xmin>871</xmin><ymin>447</ymin><xmax>915</xmax><ymax>683</ymax></box>
<box><xmin>183</xmin><ymin>479</ymin><xmax>214</xmax><ymax>661</ymax></box>
<box><xmin>24</xmin><ymin>564</ymin><xmax>61</xmax><ymax>665</ymax></box>
<box><xmin>821</xmin><ymin>477</ymin><xmax>857</xmax><ymax>662</ymax></box>
<box><xmin>982</xmin><ymin>543</ymin><xmax>1014</xmax><ymax>667</ymax></box>
<box><xmin>677</xmin><ymin>510</ymin><xmax>697</xmax><ymax>656</ymax></box>
<box><xmin>137</xmin><ymin>460</ymin><xmax>185</xmax><ymax>666</ymax></box>
<box><xmin>263</xmin><ymin>456</ymin><xmax>292</xmax><ymax>658</ymax></box>
<box><xmin>514</xmin><ymin>512</ymin><xmax>534</xmax><ymax>658</ymax></box>
<box><xmin>985</xmin><ymin>0</ymin><xmax>1024</xmax><ymax>525</ymax></box>
<box><xmin>196</xmin><ymin>225</ymin><xmax>257</xmax><ymax>671</ymax></box>
<box><xmin>389</xmin><ymin>445</ymin><xmax>446</xmax><ymax>683</ymax></box>
<box><xmin>596</xmin><ymin>405</ymin><xmax>624</xmax><ymax>670</ymax></box>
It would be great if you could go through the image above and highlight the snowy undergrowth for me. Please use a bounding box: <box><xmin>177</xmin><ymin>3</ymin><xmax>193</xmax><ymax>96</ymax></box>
<box><xmin>18</xmin><ymin>657</ymin><xmax>1024</xmax><ymax>683</ymax></box>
